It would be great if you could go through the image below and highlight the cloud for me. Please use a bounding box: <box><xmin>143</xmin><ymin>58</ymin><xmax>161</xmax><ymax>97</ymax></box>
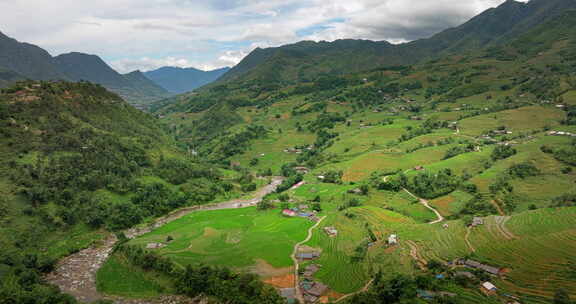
<box><xmin>0</xmin><ymin>0</ymin><xmax>516</xmax><ymax>72</ymax></box>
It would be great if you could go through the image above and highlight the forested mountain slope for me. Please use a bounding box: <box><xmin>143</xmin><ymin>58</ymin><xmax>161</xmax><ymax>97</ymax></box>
<box><xmin>55</xmin><ymin>53</ymin><xmax>172</xmax><ymax>106</ymax></box>
<box><xmin>0</xmin><ymin>81</ymin><xmax>258</xmax><ymax>302</ymax></box>
<box><xmin>218</xmin><ymin>0</ymin><xmax>576</xmax><ymax>86</ymax></box>
<box><xmin>0</xmin><ymin>32</ymin><xmax>171</xmax><ymax>106</ymax></box>
<box><xmin>0</xmin><ymin>31</ymin><xmax>69</xmax><ymax>81</ymax></box>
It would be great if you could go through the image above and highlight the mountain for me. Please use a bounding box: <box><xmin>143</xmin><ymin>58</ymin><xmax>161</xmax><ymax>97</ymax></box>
<box><xmin>54</xmin><ymin>52</ymin><xmax>172</xmax><ymax>107</ymax></box>
<box><xmin>0</xmin><ymin>32</ymin><xmax>171</xmax><ymax>107</ymax></box>
<box><xmin>144</xmin><ymin>66</ymin><xmax>230</xmax><ymax>94</ymax></box>
<box><xmin>146</xmin><ymin>12</ymin><xmax>576</xmax><ymax>302</ymax></box>
<box><xmin>220</xmin><ymin>0</ymin><xmax>576</xmax><ymax>85</ymax></box>
<box><xmin>123</xmin><ymin>70</ymin><xmax>172</xmax><ymax>102</ymax></box>
<box><xmin>0</xmin><ymin>31</ymin><xmax>69</xmax><ymax>80</ymax></box>
<box><xmin>0</xmin><ymin>67</ymin><xmax>24</xmax><ymax>88</ymax></box>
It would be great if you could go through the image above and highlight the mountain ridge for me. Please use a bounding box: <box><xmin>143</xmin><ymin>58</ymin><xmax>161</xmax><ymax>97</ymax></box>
<box><xmin>0</xmin><ymin>34</ymin><xmax>171</xmax><ymax>106</ymax></box>
<box><xmin>144</xmin><ymin>66</ymin><xmax>231</xmax><ymax>94</ymax></box>
<box><xmin>0</xmin><ymin>31</ymin><xmax>69</xmax><ymax>81</ymax></box>
<box><xmin>218</xmin><ymin>0</ymin><xmax>576</xmax><ymax>86</ymax></box>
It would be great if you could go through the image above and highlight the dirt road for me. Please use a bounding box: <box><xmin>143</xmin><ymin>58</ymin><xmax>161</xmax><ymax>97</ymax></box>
<box><xmin>291</xmin><ymin>216</ymin><xmax>326</xmax><ymax>304</ymax></box>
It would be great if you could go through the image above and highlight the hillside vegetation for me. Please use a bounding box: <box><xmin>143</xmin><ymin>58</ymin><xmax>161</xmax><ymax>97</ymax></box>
<box><xmin>142</xmin><ymin>9</ymin><xmax>576</xmax><ymax>304</ymax></box>
<box><xmin>0</xmin><ymin>81</ymin><xmax>266</xmax><ymax>302</ymax></box>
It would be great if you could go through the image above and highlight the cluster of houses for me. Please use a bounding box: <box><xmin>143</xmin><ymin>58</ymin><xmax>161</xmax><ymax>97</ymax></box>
<box><xmin>284</xmin><ymin>145</ymin><xmax>314</xmax><ymax>154</ymax></box>
<box><xmin>416</xmin><ymin>258</ymin><xmax>509</xmax><ymax>302</ymax></box>
<box><xmin>491</xmin><ymin>129</ymin><xmax>513</xmax><ymax>135</ymax></box>
<box><xmin>547</xmin><ymin>130</ymin><xmax>576</xmax><ymax>137</ymax></box>
<box><xmin>282</xmin><ymin>205</ymin><xmax>321</xmax><ymax>222</ymax></box>
<box><xmin>299</xmin><ymin>275</ymin><xmax>329</xmax><ymax>303</ymax></box>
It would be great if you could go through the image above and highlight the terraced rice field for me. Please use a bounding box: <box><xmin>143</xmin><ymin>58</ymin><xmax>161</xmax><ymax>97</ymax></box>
<box><xmin>301</xmin><ymin>206</ymin><xmax>415</xmax><ymax>293</ymax></box>
<box><xmin>473</xmin><ymin>209</ymin><xmax>576</xmax><ymax>301</ymax></box>
<box><xmin>458</xmin><ymin>106</ymin><xmax>564</xmax><ymax>136</ymax></box>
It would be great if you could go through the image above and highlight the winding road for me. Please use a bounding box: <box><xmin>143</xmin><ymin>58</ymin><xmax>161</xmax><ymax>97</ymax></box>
<box><xmin>46</xmin><ymin>177</ymin><xmax>285</xmax><ymax>304</ymax></box>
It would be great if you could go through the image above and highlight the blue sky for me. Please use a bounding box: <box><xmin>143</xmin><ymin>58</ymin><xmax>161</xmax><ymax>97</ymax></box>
<box><xmin>0</xmin><ymin>0</ymin><xmax>520</xmax><ymax>73</ymax></box>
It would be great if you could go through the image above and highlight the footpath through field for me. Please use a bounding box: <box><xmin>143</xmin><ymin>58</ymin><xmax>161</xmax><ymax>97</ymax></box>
<box><xmin>384</xmin><ymin>173</ymin><xmax>444</xmax><ymax>225</ymax></box>
<box><xmin>46</xmin><ymin>177</ymin><xmax>285</xmax><ymax>304</ymax></box>
<box><xmin>402</xmin><ymin>188</ymin><xmax>444</xmax><ymax>224</ymax></box>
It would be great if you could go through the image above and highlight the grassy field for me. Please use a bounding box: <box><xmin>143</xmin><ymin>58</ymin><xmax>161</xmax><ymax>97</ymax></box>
<box><xmin>97</xmin><ymin>253</ymin><xmax>175</xmax><ymax>298</ymax></box>
<box><xmin>129</xmin><ymin>207</ymin><xmax>313</xmax><ymax>273</ymax></box>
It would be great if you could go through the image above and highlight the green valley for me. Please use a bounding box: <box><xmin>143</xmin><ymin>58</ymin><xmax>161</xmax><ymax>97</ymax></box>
<box><xmin>1</xmin><ymin>1</ymin><xmax>576</xmax><ymax>304</ymax></box>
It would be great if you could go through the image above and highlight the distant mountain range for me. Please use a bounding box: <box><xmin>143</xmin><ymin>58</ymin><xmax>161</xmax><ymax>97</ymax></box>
<box><xmin>144</xmin><ymin>66</ymin><xmax>230</xmax><ymax>94</ymax></box>
<box><xmin>220</xmin><ymin>0</ymin><xmax>576</xmax><ymax>85</ymax></box>
<box><xmin>0</xmin><ymin>32</ymin><xmax>172</xmax><ymax>106</ymax></box>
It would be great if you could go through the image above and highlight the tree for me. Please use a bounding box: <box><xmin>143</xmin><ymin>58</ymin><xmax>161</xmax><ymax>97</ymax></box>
<box><xmin>257</xmin><ymin>199</ymin><xmax>274</xmax><ymax>210</ymax></box>
<box><xmin>312</xmin><ymin>203</ymin><xmax>322</xmax><ymax>212</ymax></box>
<box><xmin>491</xmin><ymin>145</ymin><xmax>517</xmax><ymax>161</ymax></box>
<box><xmin>554</xmin><ymin>289</ymin><xmax>572</xmax><ymax>304</ymax></box>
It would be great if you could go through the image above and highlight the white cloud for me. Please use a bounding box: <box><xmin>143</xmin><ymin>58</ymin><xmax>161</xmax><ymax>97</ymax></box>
<box><xmin>0</xmin><ymin>0</ymin><xmax>517</xmax><ymax>72</ymax></box>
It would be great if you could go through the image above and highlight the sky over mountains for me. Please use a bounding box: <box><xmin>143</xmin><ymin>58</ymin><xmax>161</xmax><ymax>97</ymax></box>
<box><xmin>0</xmin><ymin>0</ymin><xmax>526</xmax><ymax>73</ymax></box>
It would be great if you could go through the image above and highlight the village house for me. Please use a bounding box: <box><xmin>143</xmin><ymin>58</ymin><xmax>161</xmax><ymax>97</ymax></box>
<box><xmin>470</xmin><ymin>217</ymin><xmax>484</xmax><ymax>227</ymax></box>
<box><xmin>303</xmin><ymin>294</ymin><xmax>318</xmax><ymax>303</ymax></box>
<box><xmin>297</xmin><ymin>252</ymin><xmax>321</xmax><ymax>260</ymax></box>
<box><xmin>280</xmin><ymin>288</ymin><xmax>296</xmax><ymax>304</ymax></box>
<box><xmin>388</xmin><ymin>234</ymin><xmax>398</xmax><ymax>245</ymax></box>
<box><xmin>481</xmin><ymin>281</ymin><xmax>497</xmax><ymax>295</ymax></box>
<box><xmin>324</xmin><ymin>227</ymin><xmax>338</xmax><ymax>237</ymax></box>
<box><xmin>283</xmin><ymin>209</ymin><xmax>297</xmax><ymax>217</ymax></box>
<box><xmin>414</xmin><ymin>165</ymin><xmax>425</xmax><ymax>171</ymax></box>
<box><xmin>294</xmin><ymin>166</ymin><xmax>310</xmax><ymax>174</ymax></box>
<box><xmin>464</xmin><ymin>259</ymin><xmax>501</xmax><ymax>275</ymax></box>
<box><xmin>303</xmin><ymin>264</ymin><xmax>320</xmax><ymax>278</ymax></box>
<box><xmin>306</xmin><ymin>282</ymin><xmax>328</xmax><ymax>297</ymax></box>
<box><xmin>308</xmin><ymin>215</ymin><xmax>320</xmax><ymax>223</ymax></box>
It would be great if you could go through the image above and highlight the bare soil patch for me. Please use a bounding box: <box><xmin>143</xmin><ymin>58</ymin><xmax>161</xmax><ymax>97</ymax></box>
<box><xmin>264</xmin><ymin>273</ymin><xmax>296</xmax><ymax>288</ymax></box>
<box><xmin>248</xmin><ymin>259</ymin><xmax>293</xmax><ymax>277</ymax></box>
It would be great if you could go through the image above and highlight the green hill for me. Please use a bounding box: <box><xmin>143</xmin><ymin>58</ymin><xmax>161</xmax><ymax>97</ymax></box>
<box><xmin>0</xmin><ymin>81</ymin><xmax>250</xmax><ymax>302</ymax></box>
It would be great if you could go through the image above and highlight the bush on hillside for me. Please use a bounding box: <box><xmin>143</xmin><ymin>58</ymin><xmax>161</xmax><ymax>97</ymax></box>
<box><xmin>491</xmin><ymin>145</ymin><xmax>517</xmax><ymax>161</ymax></box>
